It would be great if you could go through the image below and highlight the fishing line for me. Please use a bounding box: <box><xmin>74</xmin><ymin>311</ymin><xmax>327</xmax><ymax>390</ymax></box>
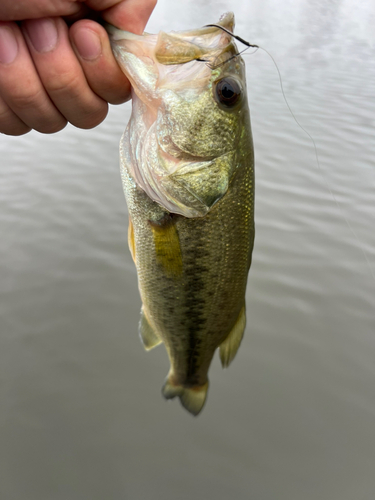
<box><xmin>204</xmin><ymin>23</ymin><xmax>375</xmax><ymax>281</ymax></box>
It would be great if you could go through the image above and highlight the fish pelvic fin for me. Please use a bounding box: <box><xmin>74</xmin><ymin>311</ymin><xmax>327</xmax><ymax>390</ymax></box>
<box><xmin>128</xmin><ymin>216</ymin><xmax>136</xmax><ymax>263</ymax></box>
<box><xmin>139</xmin><ymin>308</ymin><xmax>162</xmax><ymax>351</ymax></box>
<box><xmin>219</xmin><ymin>304</ymin><xmax>246</xmax><ymax>368</ymax></box>
<box><xmin>162</xmin><ymin>377</ymin><xmax>209</xmax><ymax>416</ymax></box>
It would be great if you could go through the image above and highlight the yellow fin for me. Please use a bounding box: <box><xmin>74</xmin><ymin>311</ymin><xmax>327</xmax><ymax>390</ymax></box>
<box><xmin>219</xmin><ymin>305</ymin><xmax>246</xmax><ymax>368</ymax></box>
<box><xmin>128</xmin><ymin>216</ymin><xmax>136</xmax><ymax>263</ymax></box>
<box><xmin>162</xmin><ymin>377</ymin><xmax>209</xmax><ymax>416</ymax></box>
<box><xmin>139</xmin><ymin>308</ymin><xmax>162</xmax><ymax>351</ymax></box>
<box><xmin>149</xmin><ymin>214</ymin><xmax>183</xmax><ymax>278</ymax></box>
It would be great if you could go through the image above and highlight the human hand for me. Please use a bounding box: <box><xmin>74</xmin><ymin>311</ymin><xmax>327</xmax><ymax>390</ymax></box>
<box><xmin>0</xmin><ymin>0</ymin><xmax>157</xmax><ymax>135</ymax></box>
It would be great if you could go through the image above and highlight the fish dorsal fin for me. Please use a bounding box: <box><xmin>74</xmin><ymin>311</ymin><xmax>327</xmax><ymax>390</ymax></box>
<box><xmin>219</xmin><ymin>305</ymin><xmax>246</xmax><ymax>367</ymax></box>
<box><xmin>139</xmin><ymin>308</ymin><xmax>162</xmax><ymax>351</ymax></box>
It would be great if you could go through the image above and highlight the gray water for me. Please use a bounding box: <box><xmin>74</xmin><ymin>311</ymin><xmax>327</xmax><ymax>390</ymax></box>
<box><xmin>1</xmin><ymin>1</ymin><xmax>375</xmax><ymax>499</ymax></box>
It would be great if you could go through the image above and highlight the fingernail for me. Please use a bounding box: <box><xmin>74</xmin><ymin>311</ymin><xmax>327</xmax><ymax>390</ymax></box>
<box><xmin>0</xmin><ymin>25</ymin><xmax>18</xmax><ymax>64</ymax></box>
<box><xmin>25</xmin><ymin>18</ymin><xmax>58</xmax><ymax>53</ymax></box>
<box><xmin>73</xmin><ymin>29</ymin><xmax>101</xmax><ymax>61</ymax></box>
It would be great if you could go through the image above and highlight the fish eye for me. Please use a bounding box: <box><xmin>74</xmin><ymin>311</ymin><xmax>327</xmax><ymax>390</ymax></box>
<box><xmin>214</xmin><ymin>77</ymin><xmax>242</xmax><ymax>107</ymax></box>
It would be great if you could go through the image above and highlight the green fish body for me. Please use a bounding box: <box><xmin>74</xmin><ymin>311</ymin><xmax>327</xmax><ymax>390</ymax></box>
<box><xmin>108</xmin><ymin>12</ymin><xmax>255</xmax><ymax>415</ymax></box>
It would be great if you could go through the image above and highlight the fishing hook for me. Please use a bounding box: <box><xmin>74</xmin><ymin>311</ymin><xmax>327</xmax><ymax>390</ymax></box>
<box><xmin>197</xmin><ymin>24</ymin><xmax>259</xmax><ymax>69</ymax></box>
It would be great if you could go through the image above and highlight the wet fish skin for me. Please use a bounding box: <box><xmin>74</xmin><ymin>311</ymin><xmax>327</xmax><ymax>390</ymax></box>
<box><xmin>108</xmin><ymin>13</ymin><xmax>255</xmax><ymax>415</ymax></box>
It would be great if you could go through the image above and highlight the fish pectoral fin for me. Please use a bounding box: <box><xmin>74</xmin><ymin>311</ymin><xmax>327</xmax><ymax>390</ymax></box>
<box><xmin>139</xmin><ymin>309</ymin><xmax>162</xmax><ymax>351</ymax></box>
<box><xmin>219</xmin><ymin>305</ymin><xmax>246</xmax><ymax>368</ymax></box>
<box><xmin>149</xmin><ymin>214</ymin><xmax>183</xmax><ymax>277</ymax></box>
<box><xmin>128</xmin><ymin>216</ymin><xmax>136</xmax><ymax>263</ymax></box>
<box><xmin>162</xmin><ymin>377</ymin><xmax>209</xmax><ymax>417</ymax></box>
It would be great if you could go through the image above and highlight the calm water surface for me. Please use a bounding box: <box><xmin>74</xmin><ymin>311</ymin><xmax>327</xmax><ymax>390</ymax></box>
<box><xmin>1</xmin><ymin>1</ymin><xmax>374</xmax><ymax>499</ymax></box>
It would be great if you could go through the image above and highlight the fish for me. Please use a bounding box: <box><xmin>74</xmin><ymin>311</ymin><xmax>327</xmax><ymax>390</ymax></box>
<box><xmin>107</xmin><ymin>12</ymin><xmax>255</xmax><ymax>416</ymax></box>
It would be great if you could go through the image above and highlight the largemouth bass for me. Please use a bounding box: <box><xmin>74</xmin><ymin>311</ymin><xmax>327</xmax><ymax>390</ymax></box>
<box><xmin>107</xmin><ymin>12</ymin><xmax>255</xmax><ymax>415</ymax></box>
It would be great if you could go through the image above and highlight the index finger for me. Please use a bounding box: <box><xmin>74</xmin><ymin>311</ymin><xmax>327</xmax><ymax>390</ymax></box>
<box><xmin>0</xmin><ymin>0</ymin><xmax>157</xmax><ymax>32</ymax></box>
<box><xmin>0</xmin><ymin>1</ymin><xmax>83</xmax><ymax>21</ymax></box>
<box><xmin>86</xmin><ymin>0</ymin><xmax>157</xmax><ymax>34</ymax></box>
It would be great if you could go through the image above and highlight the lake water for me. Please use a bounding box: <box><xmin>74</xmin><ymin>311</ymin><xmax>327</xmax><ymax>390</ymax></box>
<box><xmin>1</xmin><ymin>1</ymin><xmax>374</xmax><ymax>499</ymax></box>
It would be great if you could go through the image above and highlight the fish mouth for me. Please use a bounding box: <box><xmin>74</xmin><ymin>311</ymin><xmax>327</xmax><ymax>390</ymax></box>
<box><xmin>106</xmin><ymin>12</ymin><xmax>237</xmax><ymax>96</ymax></box>
<box><xmin>106</xmin><ymin>12</ymin><xmax>235</xmax><ymax>55</ymax></box>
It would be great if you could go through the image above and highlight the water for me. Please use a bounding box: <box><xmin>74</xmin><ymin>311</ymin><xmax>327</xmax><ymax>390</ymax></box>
<box><xmin>1</xmin><ymin>1</ymin><xmax>374</xmax><ymax>498</ymax></box>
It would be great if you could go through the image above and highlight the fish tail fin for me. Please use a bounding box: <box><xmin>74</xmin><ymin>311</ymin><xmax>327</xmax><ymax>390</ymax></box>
<box><xmin>162</xmin><ymin>376</ymin><xmax>209</xmax><ymax>416</ymax></box>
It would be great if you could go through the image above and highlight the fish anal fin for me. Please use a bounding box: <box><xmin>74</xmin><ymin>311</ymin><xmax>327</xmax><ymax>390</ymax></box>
<box><xmin>149</xmin><ymin>214</ymin><xmax>183</xmax><ymax>277</ymax></box>
<box><xmin>162</xmin><ymin>376</ymin><xmax>208</xmax><ymax>416</ymax></box>
<box><xmin>128</xmin><ymin>216</ymin><xmax>136</xmax><ymax>263</ymax></box>
<box><xmin>219</xmin><ymin>305</ymin><xmax>246</xmax><ymax>368</ymax></box>
<box><xmin>139</xmin><ymin>308</ymin><xmax>162</xmax><ymax>351</ymax></box>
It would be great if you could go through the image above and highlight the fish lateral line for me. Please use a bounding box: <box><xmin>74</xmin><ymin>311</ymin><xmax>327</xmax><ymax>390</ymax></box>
<box><xmin>203</xmin><ymin>23</ymin><xmax>375</xmax><ymax>281</ymax></box>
